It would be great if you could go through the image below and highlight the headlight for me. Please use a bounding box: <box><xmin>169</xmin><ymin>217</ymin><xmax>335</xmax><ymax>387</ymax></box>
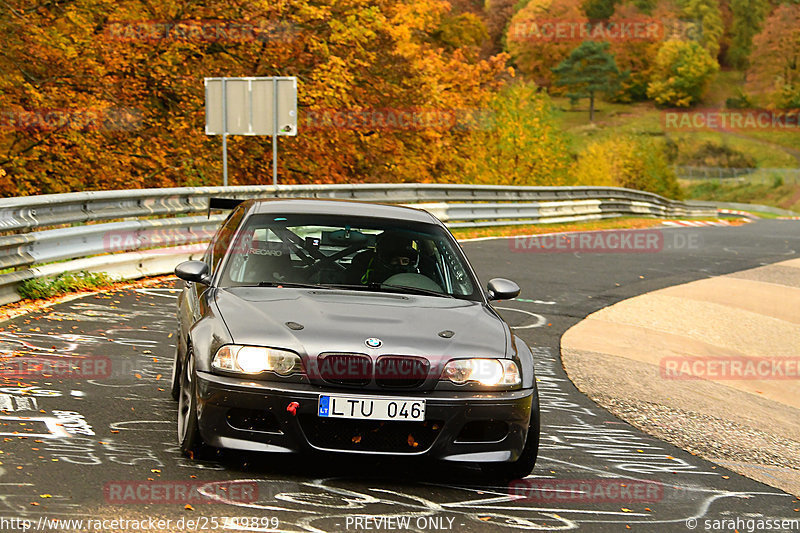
<box><xmin>212</xmin><ymin>345</ymin><xmax>303</xmax><ymax>376</ymax></box>
<box><xmin>441</xmin><ymin>359</ymin><xmax>520</xmax><ymax>387</ymax></box>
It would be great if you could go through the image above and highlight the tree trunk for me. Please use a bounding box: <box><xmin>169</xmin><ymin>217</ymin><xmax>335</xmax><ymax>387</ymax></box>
<box><xmin>589</xmin><ymin>91</ymin><xmax>595</xmax><ymax>122</ymax></box>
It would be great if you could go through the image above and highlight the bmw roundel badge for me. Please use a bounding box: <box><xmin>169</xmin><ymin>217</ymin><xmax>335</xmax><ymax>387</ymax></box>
<box><xmin>365</xmin><ymin>338</ymin><xmax>383</xmax><ymax>349</ymax></box>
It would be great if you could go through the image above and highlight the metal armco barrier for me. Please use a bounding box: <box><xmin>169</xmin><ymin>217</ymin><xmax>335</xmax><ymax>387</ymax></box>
<box><xmin>0</xmin><ymin>184</ymin><xmax>717</xmax><ymax>305</ymax></box>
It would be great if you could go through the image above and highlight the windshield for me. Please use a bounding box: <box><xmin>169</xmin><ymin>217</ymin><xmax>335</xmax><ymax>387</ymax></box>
<box><xmin>218</xmin><ymin>214</ymin><xmax>480</xmax><ymax>301</ymax></box>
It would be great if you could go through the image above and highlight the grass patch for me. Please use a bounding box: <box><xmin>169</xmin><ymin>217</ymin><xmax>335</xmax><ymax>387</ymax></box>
<box><xmin>704</xmin><ymin>70</ymin><xmax>745</xmax><ymax>107</ymax></box>
<box><xmin>17</xmin><ymin>271</ymin><xmax>116</xmax><ymax>301</ymax></box>
<box><xmin>670</xmin><ymin>131</ymin><xmax>798</xmax><ymax>169</ymax></box>
<box><xmin>684</xmin><ymin>177</ymin><xmax>800</xmax><ymax>213</ymax></box>
<box><xmin>552</xmin><ymin>93</ymin><xmax>800</xmax><ymax>169</ymax></box>
<box><xmin>552</xmin><ymin>100</ymin><xmax>664</xmax><ymax>153</ymax></box>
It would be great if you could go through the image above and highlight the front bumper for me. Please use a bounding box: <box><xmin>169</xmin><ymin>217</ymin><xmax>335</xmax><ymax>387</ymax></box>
<box><xmin>195</xmin><ymin>371</ymin><xmax>535</xmax><ymax>463</ymax></box>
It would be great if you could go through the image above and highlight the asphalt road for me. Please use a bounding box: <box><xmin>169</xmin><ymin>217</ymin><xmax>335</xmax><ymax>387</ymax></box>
<box><xmin>0</xmin><ymin>220</ymin><xmax>798</xmax><ymax>532</ymax></box>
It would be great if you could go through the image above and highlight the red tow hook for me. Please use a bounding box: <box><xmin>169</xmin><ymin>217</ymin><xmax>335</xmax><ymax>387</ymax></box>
<box><xmin>286</xmin><ymin>401</ymin><xmax>300</xmax><ymax>416</ymax></box>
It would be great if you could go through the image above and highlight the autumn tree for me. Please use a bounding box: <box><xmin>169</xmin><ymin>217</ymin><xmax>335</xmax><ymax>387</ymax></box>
<box><xmin>552</xmin><ymin>41</ymin><xmax>620</xmax><ymax>121</ymax></box>
<box><xmin>572</xmin><ymin>136</ymin><xmax>682</xmax><ymax>197</ymax></box>
<box><xmin>681</xmin><ymin>0</ymin><xmax>724</xmax><ymax>59</ymax></box>
<box><xmin>747</xmin><ymin>3</ymin><xmax>800</xmax><ymax>108</ymax></box>
<box><xmin>461</xmin><ymin>83</ymin><xmax>572</xmax><ymax>186</ymax></box>
<box><xmin>506</xmin><ymin>0</ymin><xmax>589</xmax><ymax>87</ymax></box>
<box><xmin>484</xmin><ymin>0</ymin><xmax>519</xmax><ymax>54</ymax></box>
<box><xmin>647</xmin><ymin>40</ymin><xmax>718</xmax><ymax>106</ymax></box>
<box><xmin>434</xmin><ymin>13</ymin><xmax>489</xmax><ymax>50</ymax></box>
<box><xmin>725</xmin><ymin>0</ymin><xmax>765</xmax><ymax>68</ymax></box>
<box><xmin>0</xmin><ymin>0</ymin><xmax>511</xmax><ymax>196</ymax></box>
<box><xmin>607</xmin><ymin>1</ymin><xmax>664</xmax><ymax>101</ymax></box>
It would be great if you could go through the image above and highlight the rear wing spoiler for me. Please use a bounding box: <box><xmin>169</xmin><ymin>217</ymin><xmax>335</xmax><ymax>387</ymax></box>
<box><xmin>208</xmin><ymin>197</ymin><xmax>244</xmax><ymax>218</ymax></box>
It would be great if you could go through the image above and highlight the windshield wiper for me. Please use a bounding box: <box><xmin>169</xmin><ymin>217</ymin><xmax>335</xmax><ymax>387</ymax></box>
<box><xmin>253</xmin><ymin>281</ymin><xmax>330</xmax><ymax>289</ymax></box>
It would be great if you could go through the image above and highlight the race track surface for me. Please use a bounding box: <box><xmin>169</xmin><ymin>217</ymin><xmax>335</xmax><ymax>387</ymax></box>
<box><xmin>0</xmin><ymin>220</ymin><xmax>798</xmax><ymax>532</ymax></box>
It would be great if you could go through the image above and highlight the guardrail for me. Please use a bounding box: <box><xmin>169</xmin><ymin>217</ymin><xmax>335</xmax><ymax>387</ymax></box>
<box><xmin>0</xmin><ymin>184</ymin><xmax>717</xmax><ymax>306</ymax></box>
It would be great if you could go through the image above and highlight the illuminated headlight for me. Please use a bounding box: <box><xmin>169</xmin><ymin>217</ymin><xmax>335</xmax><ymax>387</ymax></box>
<box><xmin>212</xmin><ymin>345</ymin><xmax>303</xmax><ymax>376</ymax></box>
<box><xmin>441</xmin><ymin>359</ymin><xmax>520</xmax><ymax>387</ymax></box>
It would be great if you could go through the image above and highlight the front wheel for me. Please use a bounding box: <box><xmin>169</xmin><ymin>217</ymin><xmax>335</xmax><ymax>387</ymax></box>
<box><xmin>480</xmin><ymin>390</ymin><xmax>540</xmax><ymax>481</ymax></box>
<box><xmin>177</xmin><ymin>347</ymin><xmax>206</xmax><ymax>458</ymax></box>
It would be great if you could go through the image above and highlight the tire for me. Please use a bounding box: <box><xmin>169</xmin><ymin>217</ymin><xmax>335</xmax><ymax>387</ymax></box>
<box><xmin>177</xmin><ymin>346</ymin><xmax>206</xmax><ymax>458</ymax></box>
<box><xmin>169</xmin><ymin>341</ymin><xmax>181</xmax><ymax>401</ymax></box>
<box><xmin>480</xmin><ymin>389</ymin><xmax>540</xmax><ymax>482</ymax></box>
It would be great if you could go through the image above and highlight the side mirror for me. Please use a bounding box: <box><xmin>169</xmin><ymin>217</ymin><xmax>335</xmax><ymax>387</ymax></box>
<box><xmin>487</xmin><ymin>278</ymin><xmax>520</xmax><ymax>301</ymax></box>
<box><xmin>175</xmin><ymin>260</ymin><xmax>210</xmax><ymax>284</ymax></box>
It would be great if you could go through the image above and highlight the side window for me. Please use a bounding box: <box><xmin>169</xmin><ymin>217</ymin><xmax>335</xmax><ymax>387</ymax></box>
<box><xmin>210</xmin><ymin>207</ymin><xmax>246</xmax><ymax>274</ymax></box>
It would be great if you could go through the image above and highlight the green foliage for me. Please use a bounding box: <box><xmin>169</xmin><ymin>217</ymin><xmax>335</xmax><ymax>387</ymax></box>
<box><xmin>18</xmin><ymin>271</ymin><xmax>115</xmax><ymax>300</ymax></box>
<box><xmin>461</xmin><ymin>82</ymin><xmax>573</xmax><ymax>185</ymax></box>
<box><xmin>647</xmin><ymin>40</ymin><xmax>718</xmax><ymax>107</ymax></box>
<box><xmin>573</xmin><ymin>136</ymin><xmax>683</xmax><ymax>198</ymax></box>
<box><xmin>678</xmin><ymin>141</ymin><xmax>757</xmax><ymax>168</ymax></box>
<box><xmin>680</xmin><ymin>0</ymin><xmax>724</xmax><ymax>59</ymax></box>
<box><xmin>582</xmin><ymin>0</ymin><xmax>620</xmax><ymax>19</ymax></box>
<box><xmin>552</xmin><ymin>41</ymin><xmax>620</xmax><ymax>120</ymax></box>
<box><xmin>725</xmin><ymin>0</ymin><xmax>767</xmax><ymax>69</ymax></box>
<box><xmin>779</xmin><ymin>86</ymin><xmax>800</xmax><ymax>109</ymax></box>
<box><xmin>631</xmin><ymin>0</ymin><xmax>658</xmax><ymax>13</ymax></box>
<box><xmin>725</xmin><ymin>88</ymin><xmax>754</xmax><ymax>109</ymax></box>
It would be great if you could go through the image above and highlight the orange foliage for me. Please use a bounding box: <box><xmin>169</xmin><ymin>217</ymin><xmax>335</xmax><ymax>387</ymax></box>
<box><xmin>0</xmin><ymin>0</ymin><xmax>509</xmax><ymax>196</ymax></box>
<box><xmin>506</xmin><ymin>0</ymin><xmax>588</xmax><ymax>87</ymax></box>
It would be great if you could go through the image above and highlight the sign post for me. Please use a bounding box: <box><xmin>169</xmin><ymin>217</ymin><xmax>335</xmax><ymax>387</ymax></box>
<box><xmin>205</xmin><ymin>77</ymin><xmax>297</xmax><ymax>186</ymax></box>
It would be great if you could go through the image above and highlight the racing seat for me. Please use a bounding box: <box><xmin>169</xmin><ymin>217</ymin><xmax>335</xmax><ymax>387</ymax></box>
<box><xmin>241</xmin><ymin>240</ymin><xmax>293</xmax><ymax>284</ymax></box>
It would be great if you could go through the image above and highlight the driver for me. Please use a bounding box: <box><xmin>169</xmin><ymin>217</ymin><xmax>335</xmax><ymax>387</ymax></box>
<box><xmin>360</xmin><ymin>231</ymin><xmax>419</xmax><ymax>285</ymax></box>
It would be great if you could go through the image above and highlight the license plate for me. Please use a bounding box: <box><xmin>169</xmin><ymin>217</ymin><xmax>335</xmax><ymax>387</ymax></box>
<box><xmin>318</xmin><ymin>395</ymin><xmax>425</xmax><ymax>421</ymax></box>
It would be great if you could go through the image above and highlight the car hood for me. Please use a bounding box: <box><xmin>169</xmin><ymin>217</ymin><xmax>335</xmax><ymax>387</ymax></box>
<box><xmin>214</xmin><ymin>287</ymin><xmax>510</xmax><ymax>359</ymax></box>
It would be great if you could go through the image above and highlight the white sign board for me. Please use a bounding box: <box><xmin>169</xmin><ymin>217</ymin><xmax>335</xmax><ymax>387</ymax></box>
<box><xmin>205</xmin><ymin>77</ymin><xmax>297</xmax><ymax>136</ymax></box>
